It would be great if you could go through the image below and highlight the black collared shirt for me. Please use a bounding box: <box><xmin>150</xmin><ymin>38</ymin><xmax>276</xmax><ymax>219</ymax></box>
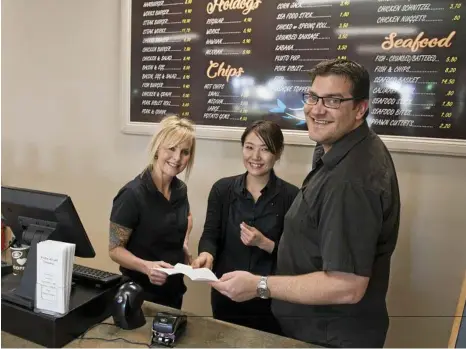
<box><xmin>198</xmin><ymin>170</ymin><xmax>299</xmax><ymax>277</ymax></box>
<box><xmin>110</xmin><ymin>169</ymin><xmax>190</xmax><ymax>298</ymax></box>
<box><xmin>272</xmin><ymin>121</ymin><xmax>400</xmax><ymax>348</ymax></box>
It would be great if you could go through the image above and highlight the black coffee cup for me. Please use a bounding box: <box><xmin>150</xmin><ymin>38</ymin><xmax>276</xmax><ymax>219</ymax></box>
<box><xmin>11</xmin><ymin>245</ymin><xmax>30</xmax><ymax>275</ymax></box>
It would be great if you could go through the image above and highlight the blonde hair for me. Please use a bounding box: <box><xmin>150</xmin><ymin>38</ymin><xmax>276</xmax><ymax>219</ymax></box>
<box><xmin>146</xmin><ymin>115</ymin><xmax>196</xmax><ymax>179</ymax></box>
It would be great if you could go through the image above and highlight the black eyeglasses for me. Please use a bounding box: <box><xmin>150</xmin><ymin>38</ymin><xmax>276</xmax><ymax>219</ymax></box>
<box><xmin>302</xmin><ymin>93</ymin><xmax>361</xmax><ymax>109</ymax></box>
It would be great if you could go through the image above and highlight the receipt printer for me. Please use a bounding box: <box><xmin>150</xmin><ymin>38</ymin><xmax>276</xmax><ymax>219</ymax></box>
<box><xmin>151</xmin><ymin>312</ymin><xmax>187</xmax><ymax>347</ymax></box>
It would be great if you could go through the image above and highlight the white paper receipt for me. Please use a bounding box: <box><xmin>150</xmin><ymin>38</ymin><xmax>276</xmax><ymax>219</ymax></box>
<box><xmin>154</xmin><ymin>263</ymin><xmax>218</xmax><ymax>282</ymax></box>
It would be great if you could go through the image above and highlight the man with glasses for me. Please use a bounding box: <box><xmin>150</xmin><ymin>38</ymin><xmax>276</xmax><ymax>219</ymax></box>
<box><xmin>211</xmin><ymin>58</ymin><xmax>400</xmax><ymax>348</ymax></box>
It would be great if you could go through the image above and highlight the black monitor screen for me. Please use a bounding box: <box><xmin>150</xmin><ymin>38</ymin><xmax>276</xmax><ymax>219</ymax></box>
<box><xmin>1</xmin><ymin>185</ymin><xmax>95</xmax><ymax>258</ymax></box>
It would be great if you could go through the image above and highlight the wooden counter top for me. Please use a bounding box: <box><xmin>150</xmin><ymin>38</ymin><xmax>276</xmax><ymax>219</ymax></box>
<box><xmin>2</xmin><ymin>301</ymin><xmax>314</xmax><ymax>348</ymax></box>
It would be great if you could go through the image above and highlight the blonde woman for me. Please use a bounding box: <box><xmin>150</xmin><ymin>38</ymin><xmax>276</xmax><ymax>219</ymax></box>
<box><xmin>109</xmin><ymin>115</ymin><xmax>196</xmax><ymax>309</ymax></box>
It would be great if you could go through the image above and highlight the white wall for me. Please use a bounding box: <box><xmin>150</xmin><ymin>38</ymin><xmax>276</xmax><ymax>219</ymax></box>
<box><xmin>2</xmin><ymin>1</ymin><xmax>466</xmax><ymax>347</ymax></box>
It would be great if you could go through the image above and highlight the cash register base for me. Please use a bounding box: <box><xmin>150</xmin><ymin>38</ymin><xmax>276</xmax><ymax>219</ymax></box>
<box><xmin>1</xmin><ymin>273</ymin><xmax>122</xmax><ymax>347</ymax></box>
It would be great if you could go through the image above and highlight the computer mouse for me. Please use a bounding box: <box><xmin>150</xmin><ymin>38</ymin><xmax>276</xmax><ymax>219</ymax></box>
<box><xmin>112</xmin><ymin>281</ymin><xmax>146</xmax><ymax>330</ymax></box>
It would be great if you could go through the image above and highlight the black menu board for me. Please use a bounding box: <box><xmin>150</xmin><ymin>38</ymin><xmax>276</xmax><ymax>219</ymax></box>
<box><xmin>123</xmin><ymin>0</ymin><xmax>466</xmax><ymax>154</ymax></box>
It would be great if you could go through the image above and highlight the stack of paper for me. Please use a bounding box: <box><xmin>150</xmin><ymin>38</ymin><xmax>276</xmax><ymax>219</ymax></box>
<box><xmin>155</xmin><ymin>263</ymin><xmax>218</xmax><ymax>282</ymax></box>
<box><xmin>35</xmin><ymin>240</ymin><xmax>76</xmax><ymax>316</ymax></box>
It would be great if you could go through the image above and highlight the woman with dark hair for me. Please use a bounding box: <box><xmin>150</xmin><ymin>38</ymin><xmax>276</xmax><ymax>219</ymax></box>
<box><xmin>192</xmin><ymin>120</ymin><xmax>298</xmax><ymax>335</ymax></box>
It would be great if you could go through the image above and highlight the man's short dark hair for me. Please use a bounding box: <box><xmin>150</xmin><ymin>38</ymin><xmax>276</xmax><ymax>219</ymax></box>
<box><xmin>241</xmin><ymin>120</ymin><xmax>284</xmax><ymax>156</ymax></box>
<box><xmin>308</xmin><ymin>58</ymin><xmax>370</xmax><ymax>118</ymax></box>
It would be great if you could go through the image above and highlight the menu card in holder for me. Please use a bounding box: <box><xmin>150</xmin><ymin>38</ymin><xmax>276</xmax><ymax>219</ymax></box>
<box><xmin>35</xmin><ymin>240</ymin><xmax>76</xmax><ymax>316</ymax></box>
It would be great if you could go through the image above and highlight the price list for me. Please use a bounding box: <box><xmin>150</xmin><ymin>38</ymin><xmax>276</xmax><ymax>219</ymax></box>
<box><xmin>273</xmin><ymin>0</ymin><xmax>334</xmax><ymax>95</ymax></box>
<box><xmin>368</xmin><ymin>0</ymin><xmax>464</xmax><ymax>138</ymax></box>
<box><xmin>129</xmin><ymin>0</ymin><xmax>466</xmax><ymax>140</ymax></box>
<box><xmin>201</xmin><ymin>0</ymin><xmax>262</xmax><ymax>123</ymax></box>
<box><xmin>132</xmin><ymin>0</ymin><xmax>194</xmax><ymax>120</ymax></box>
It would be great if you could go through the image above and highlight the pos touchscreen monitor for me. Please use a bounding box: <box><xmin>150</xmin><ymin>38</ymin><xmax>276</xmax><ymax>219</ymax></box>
<box><xmin>1</xmin><ymin>185</ymin><xmax>96</xmax><ymax>308</ymax></box>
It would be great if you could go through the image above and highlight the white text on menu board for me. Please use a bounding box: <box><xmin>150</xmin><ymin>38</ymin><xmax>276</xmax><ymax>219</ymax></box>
<box><xmin>140</xmin><ymin>0</ymin><xmax>194</xmax><ymax>118</ymax></box>
<box><xmin>203</xmin><ymin>0</ymin><xmax>263</xmax><ymax>121</ymax></box>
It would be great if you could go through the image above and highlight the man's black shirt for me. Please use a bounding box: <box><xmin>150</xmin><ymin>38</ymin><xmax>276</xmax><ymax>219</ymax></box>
<box><xmin>272</xmin><ymin>122</ymin><xmax>401</xmax><ymax>348</ymax></box>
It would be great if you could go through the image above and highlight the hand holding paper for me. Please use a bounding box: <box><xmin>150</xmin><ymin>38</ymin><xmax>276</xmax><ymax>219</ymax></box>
<box><xmin>147</xmin><ymin>261</ymin><xmax>173</xmax><ymax>285</ymax></box>
<box><xmin>210</xmin><ymin>271</ymin><xmax>258</xmax><ymax>302</ymax></box>
<box><xmin>154</xmin><ymin>263</ymin><xmax>218</xmax><ymax>282</ymax></box>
